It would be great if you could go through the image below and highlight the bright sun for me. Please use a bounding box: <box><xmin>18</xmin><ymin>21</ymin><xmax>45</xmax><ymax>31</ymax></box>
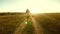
<box><xmin>28</xmin><ymin>7</ymin><xmax>43</xmax><ymax>13</ymax></box>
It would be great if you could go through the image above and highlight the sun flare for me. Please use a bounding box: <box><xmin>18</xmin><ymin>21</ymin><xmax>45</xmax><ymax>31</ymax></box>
<box><xmin>28</xmin><ymin>7</ymin><xmax>43</xmax><ymax>13</ymax></box>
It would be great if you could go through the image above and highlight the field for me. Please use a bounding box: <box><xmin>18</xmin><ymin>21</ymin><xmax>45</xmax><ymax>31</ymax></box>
<box><xmin>34</xmin><ymin>13</ymin><xmax>60</xmax><ymax>34</ymax></box>
<box><xmin>0</xmin><ymin>13</ymin><xmax>26</xmax><ymax>34</ymax></box>
<box><xmin>0</xmin><ymin>13</ymin><xmax>60</xmax><ymax>34</ymax></box>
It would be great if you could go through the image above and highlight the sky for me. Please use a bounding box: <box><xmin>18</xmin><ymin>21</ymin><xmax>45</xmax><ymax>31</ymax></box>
<box><xmin>0</xmin><ymin>0</ymin><xmax>60</xmax><ymax>13</ymax></box>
